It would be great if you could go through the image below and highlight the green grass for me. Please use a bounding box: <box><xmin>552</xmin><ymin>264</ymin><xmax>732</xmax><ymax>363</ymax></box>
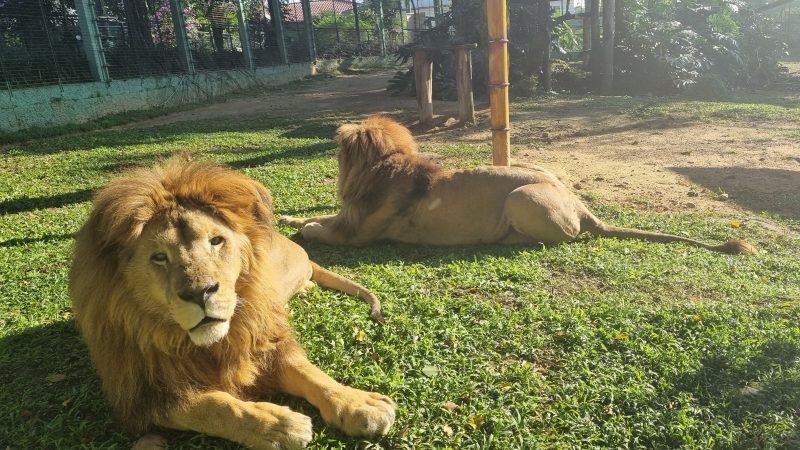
<box><xmin>516</xmin><ymin>89</ymin><xmax>800</xmax><ymax>125</ymax></box>
<box><xmin>1</xmin><ymin>98</ymin><xmax>800</xmax><ymax>449</ymax></box>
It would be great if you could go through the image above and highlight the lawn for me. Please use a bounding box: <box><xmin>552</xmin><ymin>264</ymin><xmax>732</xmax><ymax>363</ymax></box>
<box><xmin>1</xmin><ymin>96</ymin><xmax>799</xmax><ymax>449</ymax></box>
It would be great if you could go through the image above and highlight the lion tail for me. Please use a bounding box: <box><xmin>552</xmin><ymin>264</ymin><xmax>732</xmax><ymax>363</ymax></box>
<box><xmin>311</xmin><ymin>262</ymin><xmax>384</xmax><ymax>322</ymax></box>
<box><xmin>581</xmin><ymin>215</ymin><xmax>756</xmax><ymax>255</ymax></box>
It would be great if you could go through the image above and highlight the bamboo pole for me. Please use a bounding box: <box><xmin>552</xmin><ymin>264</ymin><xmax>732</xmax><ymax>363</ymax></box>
<box><xmin>485</xmin><ymin>0</ymin><xmax>510</xmax><ymax>166</ymax></box>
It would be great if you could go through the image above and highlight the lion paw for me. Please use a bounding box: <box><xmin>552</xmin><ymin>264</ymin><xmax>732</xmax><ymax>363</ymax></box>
<box><xmin>320</xmin><ymin>387</ymin><xmax>396</xmax><ymax>437</ymax></box>
<box><xmin>299</xmin><ymin>222</ymin><xmax>324</xmax><ymax>241</ymax></box>
<box><xmin>278</xmin><ymin>215</ymin><xmax>303</xmax><ymax>229</ymax></box>
<box><xmin>251</xmin><ymin>404</ymin><xmax>313</xmax><ymax>450</ymax></box>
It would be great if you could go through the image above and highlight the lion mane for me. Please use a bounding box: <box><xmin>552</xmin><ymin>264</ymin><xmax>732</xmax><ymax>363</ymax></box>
<box><xmin>70</xmin><ymin>159</ymin><xmax>295</xmax><ymax>432</ymax></box>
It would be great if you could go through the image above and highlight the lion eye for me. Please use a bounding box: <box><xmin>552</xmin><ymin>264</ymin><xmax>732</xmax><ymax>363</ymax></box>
<box><xmin>209</xmin><ymin>236</ymin><xmax>224</xmax><ymax>246</ymax></box>
<box><xmin>151</xmin><ymin>253</ymin><xmax>168</xmax><ymax>265</ymax></box>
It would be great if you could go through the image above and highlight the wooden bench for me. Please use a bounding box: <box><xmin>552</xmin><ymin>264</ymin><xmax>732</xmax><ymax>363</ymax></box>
<box><xmin>412</xmin><ymin>43</ymin><xmax>478</xmax><ymax>127</ymax></box>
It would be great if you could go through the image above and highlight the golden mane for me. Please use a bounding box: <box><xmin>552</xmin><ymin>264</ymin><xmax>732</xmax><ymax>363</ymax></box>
<box><xmin>70</xmin><ymin>158</ymin><xmax>292</xmax><ymax>432</ymax></box>
<box><xmin>335</xmin><ymin>115</ymin><xmax>441</xmax><ymax>227</ymax></box>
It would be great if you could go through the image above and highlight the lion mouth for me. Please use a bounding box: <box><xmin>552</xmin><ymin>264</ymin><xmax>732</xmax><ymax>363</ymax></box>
<box><xmin>190</xmin><ymin>316</ymin><xmax>227</xmax><ymax>331</ymax></box>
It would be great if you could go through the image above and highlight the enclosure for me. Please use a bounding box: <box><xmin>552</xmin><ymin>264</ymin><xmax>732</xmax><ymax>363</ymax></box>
<box><xmin>1</xmin><ymin>0</ymin><xmax>800</xmax><ymax>447</ymax></box>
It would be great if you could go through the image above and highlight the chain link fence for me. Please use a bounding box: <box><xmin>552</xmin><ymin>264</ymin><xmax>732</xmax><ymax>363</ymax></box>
<box><xmin>0</xmin><ymin>0</ymin><xmax>407</xmax><ymax>92</ymax></box>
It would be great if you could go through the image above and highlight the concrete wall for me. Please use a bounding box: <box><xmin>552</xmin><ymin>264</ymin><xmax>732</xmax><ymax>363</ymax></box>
<box><xmin>0</xmin><ymin>63</ymin><xmax>313</xmax><ymax>132</ymax></box>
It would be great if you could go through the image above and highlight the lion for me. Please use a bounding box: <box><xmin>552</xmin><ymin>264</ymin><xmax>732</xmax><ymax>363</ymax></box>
<box><xmin>279</xmin><ymin>115</ymin><xmax>755</xmax><ymax>254</ymax></box>
<box><xmin>69</xmin><ymin>158</ymin><xmax>395</xmax><ymax>450</ymax></box>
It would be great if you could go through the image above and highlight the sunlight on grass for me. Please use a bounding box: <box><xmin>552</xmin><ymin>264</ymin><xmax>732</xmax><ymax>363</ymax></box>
<box><xmin>1</xmin><ymin>105</ymin><xmax>799</xmax><ymax>449</ymax></box>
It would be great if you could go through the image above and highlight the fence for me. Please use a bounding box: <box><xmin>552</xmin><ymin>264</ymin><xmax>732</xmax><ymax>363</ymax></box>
<box><xmin>0</xmin><ymin>0</ymin><xmax>412</xmax><ymax>93</ymax></box>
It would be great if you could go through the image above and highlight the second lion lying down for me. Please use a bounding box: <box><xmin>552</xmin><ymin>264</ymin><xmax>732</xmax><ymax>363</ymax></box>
<box><xmin>281</xmin><ymin>115</ymin><xmax>754</xmax><ymax>254</ymax></box>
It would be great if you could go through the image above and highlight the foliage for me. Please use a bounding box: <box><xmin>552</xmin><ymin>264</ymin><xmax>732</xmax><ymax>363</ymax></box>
<box><xmin>617</xmin><ymin>0</ymin><xmax>788</xmax><ymax>93</ymax></box>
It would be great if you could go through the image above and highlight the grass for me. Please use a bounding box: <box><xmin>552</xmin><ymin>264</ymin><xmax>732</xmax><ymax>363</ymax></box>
<box><xmin>1</xmin><ymin>93</ymin><xmax>800</xmax><ymax>449</ymax></box>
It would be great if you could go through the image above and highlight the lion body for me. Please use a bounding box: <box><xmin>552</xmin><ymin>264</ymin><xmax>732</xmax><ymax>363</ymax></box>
<box><xmin>70</xmin><ymin>159</ymin><xmax>394</xmax><ymax>449</ymax></box>
<box><xmin>281</xmin><ymin>115</ymin><xmax>755</xmax><ymax>255</ymax></box>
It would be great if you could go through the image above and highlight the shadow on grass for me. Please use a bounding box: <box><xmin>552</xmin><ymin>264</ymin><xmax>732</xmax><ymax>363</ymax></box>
<box><xmin>296</xmin><ymin>239</ymin><xmax>539</xmax><ymax>270</ymax></box>
<box><xmin>0</xmin><ymin>233</ymin><xmax>74</xmax><ymax>248</ymax></box>
<box><xmin>2</xmin><ymin>116</ymin><xmax>342</xmax><ymax>157</ymax></box>
<box><xmin>0</xmin><ymin>321</ymin><xmax>123</xmax><ymax>447</ymax></box>
<box><xmin>0</xmin><ymin>189</ymin><xmax>95</xmax><ymax>215</ymax></box>
<box><xmin>669</xmin><ymin>339</ymin><xmax>800</xmax><ymax>448</ymax></box>
<box><xmin>670</xmin><ymin>167</ymin><xmax>800</xmax><ymax>220</ymax></box>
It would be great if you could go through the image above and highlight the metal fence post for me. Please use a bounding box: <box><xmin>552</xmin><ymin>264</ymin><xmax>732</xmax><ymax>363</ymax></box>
<box><xmin>300</xmin><ymin>0</ymin><xmax>317</xmax><ymax>61</ymax></box>
<box><xmin>75</xmin><ymin>0</ymin><xmax>109</xmax><ymax>82</ymax></box>
<box><xmin>374</xmin><ymin>0</ymin><xmax>386</xmax><ymax>56</ymax></box>
<box><xmin>169</xmin><ymin>0</ymin><xmax>196</xmax><ymax>74</ymax></box>
<box><xmin>351</xmin><ymin>0</ymin><xmax>362</xmax><ymax>44</ymax></box>
<box><xmin>234</xmin><ymin>0</ymin><xmax>255</xmax><ymax>69</ymax></box>
<box><xmin>268</xmin><ymin>0</ymin><xmax>289</xmax><ymax>64</ymax></box>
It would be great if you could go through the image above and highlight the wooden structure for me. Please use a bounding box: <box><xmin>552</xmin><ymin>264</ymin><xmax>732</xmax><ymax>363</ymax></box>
<box><xmin>486</xmin><ymin>0</ymin><xmax>511</xmax><ymax>166</ymax></box>
<box><xmin>412</xmin><ymin>44</ymin><xmax>477</xmax><ymax>128</ymax></box>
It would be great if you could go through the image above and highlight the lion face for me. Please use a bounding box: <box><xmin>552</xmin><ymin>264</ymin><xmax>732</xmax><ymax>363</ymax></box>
<box><xmin>128</xmin><ymin>206</ymin><xmax>249</xmax><ymax>346</ymax></box>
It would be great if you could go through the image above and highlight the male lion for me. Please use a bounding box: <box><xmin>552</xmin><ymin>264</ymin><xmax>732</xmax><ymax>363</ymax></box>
<box><xmin>70</xmin><ymin>159</ymin><xmax>395</xmax><ymax>449</ymax></box>
<box><xmin>280</xmin><ymin>115</ymin><xmax>755</xmax><ymax>254</ymax></box>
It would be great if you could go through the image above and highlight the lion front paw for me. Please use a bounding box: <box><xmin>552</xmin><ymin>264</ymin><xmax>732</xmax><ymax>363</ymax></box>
<box><xmin>251</xmin><ymin>403</ymin><xmax>313</xmax><ymax>450</ymax></box>
<box><xmin>320</xmin><ymin>387</ymin><xmax>396</xmax><ymax>437</ymax></box>
<box><xmin>278</xmin><ymin>215</ymin><xmax>304</xmax><ymax>229</ymax></box>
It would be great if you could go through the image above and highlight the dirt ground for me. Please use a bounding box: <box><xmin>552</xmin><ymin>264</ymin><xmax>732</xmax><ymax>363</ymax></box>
<box><xmin>127</xmin><ymin>71</ymin><xmax>800</xmax><ymax>224</ymax></box>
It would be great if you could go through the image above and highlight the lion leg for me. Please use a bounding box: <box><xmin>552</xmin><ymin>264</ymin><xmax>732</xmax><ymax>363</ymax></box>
<box><xmin>278</xmin><ymin>348</ymin><xmax>396</xmax><ymax>437</ymax></box>
<box><xmin>279</xmin><ymin>214</ymin><xmax>339</xmax><ymax>230</ymax></box>
<box><xmin>157</xmin><ymin>391</ymin><xmax>313</xmax><ymax>450</ymax></box>
<box><xmin>504</xmin><ymin>183</ymin><xmax>582</xmax><ymax>245</ymax></box>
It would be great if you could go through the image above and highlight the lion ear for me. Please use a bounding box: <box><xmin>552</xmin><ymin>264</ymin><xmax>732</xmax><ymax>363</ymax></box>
<box><xmin>249</xmin><ymin>180</ymin><xmax>275</xmax><ymax>227</ymax></box>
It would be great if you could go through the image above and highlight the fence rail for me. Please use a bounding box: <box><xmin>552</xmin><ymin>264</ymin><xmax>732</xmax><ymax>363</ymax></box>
<box><xmin>0</xmin><ymin>0</ymin><xmax>426</xmax><ymax>92</ymax></box>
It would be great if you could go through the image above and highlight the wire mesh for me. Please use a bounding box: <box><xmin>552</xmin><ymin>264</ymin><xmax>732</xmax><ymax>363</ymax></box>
<box><xmin>186</xmin><ymin>0</ymin><xmax>246</xmax><ymax>70</ymax></box>
<box><xmin>241</xmin><ymin>0</ymin><xmax>280</xmax><ymax>66</ymax></box>
<box><xmin>95</xmin><ymin>0</ymin><xmax>186</xmax><ymax>79</ymax></box>
<box><xmin>0</xmin><ymin>0</ymin><xmax>93</xmax><ymax>89</ymax></box>
<box><xmin>280</xmin><ymin>0</ymin><xmax>310</xmax><ymax>63</ymax></box>
<box><xmin>308</xmin><ymin>0</ymin><xmax>382</xmax><ymax>58</ymax></box>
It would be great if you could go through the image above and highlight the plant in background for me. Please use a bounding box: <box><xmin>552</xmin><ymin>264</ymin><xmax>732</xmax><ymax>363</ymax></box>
<box><xmin>150</xmin><ymin>0</ymin><xmax>201</xmax><ymax>46</ymax></box>
<box><xmin>616</xmin><ymin>0</ymin><xmax>787</xmax><ymax>93</ymax></box>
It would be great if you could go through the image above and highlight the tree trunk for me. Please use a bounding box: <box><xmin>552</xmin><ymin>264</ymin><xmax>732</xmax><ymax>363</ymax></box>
<box><xmin>123</xmin><ymin>0</ymin><xmax>153</xmax><ymax>50</ymax></box>
<box><xmin>590</xmin><ymin>0</ymin><xmax>601</xmax><ymax>86</ymax></box>
<box><xmin>601</xmin><ymin>0</ymin><xmax>615</xmax><ymax>93</ymax></box>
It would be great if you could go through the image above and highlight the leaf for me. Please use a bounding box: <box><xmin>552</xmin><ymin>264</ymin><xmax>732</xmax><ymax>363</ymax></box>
<box><xmin>466</xmin><ymin>415</ymin><xmax>485</xmax><ymax>430</ymax></box>
<box><xmin>614</xmin><ymin>333</ymin><xmax>629</xmax><ymax>341</ymax></box>
<box><xmin>444</xmin><ymin>401</ymin><xmax>459</xmax><ymax>413</ymax></box>
<box><xmin>498</xmin><ymin>382</ymin><xmax>513</xmax><ymax>392</ymax></box>
<box><xmin>421</xmin><ymin>365</ymin><xmax>439</xmax><ymax>378</ymax></box>
<box><xmin>353</xmin><ymin>328</ymin><xmax>366</xmax><ymax>342</ymax></box>
<box><xmin>442</xmin><ymin>424</ymin><xmax>454</xmax><ymax>436</ymax></box>
<box><xmin>46</xmin><ymin>373</ymin><xmax>66</xmax><ymax>383</ymax></box>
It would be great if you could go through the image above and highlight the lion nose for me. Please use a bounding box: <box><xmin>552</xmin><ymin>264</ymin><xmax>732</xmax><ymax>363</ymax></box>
<box><xmin>177</xmin><ymin>281</ymin><xmax>220</xmax><ymax>308</ymax></box>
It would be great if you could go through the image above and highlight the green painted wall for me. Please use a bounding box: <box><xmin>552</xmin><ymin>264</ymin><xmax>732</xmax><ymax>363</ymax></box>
<box><xmin>0</xmin><ymin>64</ymin><xmax>313</xmax><ymax>132</ymax></box>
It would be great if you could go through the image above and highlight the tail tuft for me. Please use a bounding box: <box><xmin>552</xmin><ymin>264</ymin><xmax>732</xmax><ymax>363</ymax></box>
<box><xmin>710</xmin><ymin>239</ymin><xmax>757</xmax><ymax>255</ymax></box>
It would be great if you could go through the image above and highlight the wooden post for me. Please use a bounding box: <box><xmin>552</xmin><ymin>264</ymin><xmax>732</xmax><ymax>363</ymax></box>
<box><xmin>169</xmin><ymin>0</ymin><xmax>195</xmax><ymax>74</ymax></box>
<box><xmin>601</xmin><ymin>0</ymin><xmax>615</xmax><ymax>93</ymax></box>
<box><xmin>234</xmin><ymin>0</ymin><xmax>255</xmax><ymax>70</ymax></box>
<box><xmin>75</xmin><ymin>0</ymin><xmax>109</xmax><ymax>82</ymax></box>
<box><xmin>485</xmin><ymin>0</ymin><xmax>510</xmax><ymax>166</ymax></box>
<box><xmin>454</xmin><ymin>45</ymin><xmax>475</xmax><ymax>125</ymax></box>
<box><xmin>268</xmin><ymin>0</ymin><xmax>289</xmax><ymax>64</ymax></box>
<box><xmin>413</xmin><ymin>49</ymin><xmax>433</xmax><ymax>127</ymax></box>
<box><xmin>301</xmin><ymin>0</ymin><xmax>317</xmax><ymax>61</ymax></box>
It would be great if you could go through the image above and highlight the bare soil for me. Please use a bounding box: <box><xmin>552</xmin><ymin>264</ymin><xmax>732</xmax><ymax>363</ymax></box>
<box><xmin>126</xmin><ymin>71</ymin><xmax>800</xmax><ymax>223</ymax></box>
